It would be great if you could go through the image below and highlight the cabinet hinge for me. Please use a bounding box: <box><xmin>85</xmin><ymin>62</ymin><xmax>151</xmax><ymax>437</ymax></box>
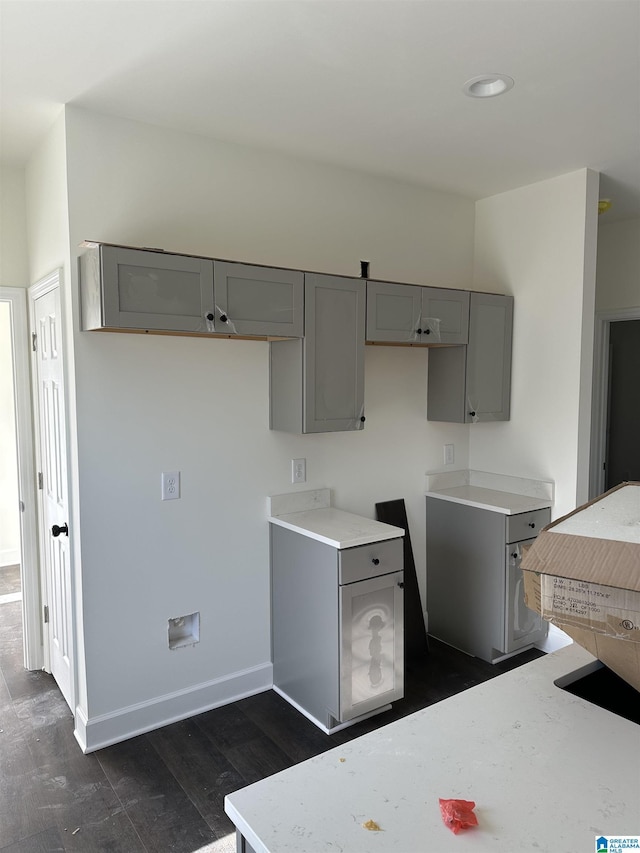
<box><xmin>32</xmin><ymin>332</ymin><xmax>37</xmax><ymax>352</ymax></box>
<box><xmin>43</xmin><ymin>604</ymin><xmax>49</xmax><ymax>624</ymax></box>
<box><xmin>38</xmin><ymin>472</ymin><xmax>43</xmax><ymax>490</ymax></box>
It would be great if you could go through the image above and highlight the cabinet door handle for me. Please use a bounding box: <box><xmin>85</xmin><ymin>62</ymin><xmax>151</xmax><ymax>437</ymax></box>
<box><xmin>360</xmin><ymin>415</ymin><xmax>366</xmax><ymax>423</ymax></box>
<box><xmin>219</xmin><ymin>313</ymin><xmax>228</xmax><ymax>323</ymax></box>
<box><xmin>469</xmin><ymin>411</ymin><xmax>476</xmax><ymax>417</ymax></box>
<box><xmin>425</xmin><ymin>328</ymin><xmax>431</xmax><ymax>335</ymax></box>
<box><xmin>397</xmin><ymin>581</ymin><xmax>404</xmax><ymax>589</ymax></box>
<box><xmin>52</xmin><ymin>523</ymin><xmax>69</xmax><ymax>538</ymax></box>
<box><xmin>511</xmin><ymin>552</ymin><xmax>518</xmax><ymax>559</ymax></box>
<box><xmin>528</xmin><ymin>522</ymin><xmax>536</xmax><ymax>528</ymax></box>
<box><xmin>417</xmin><ymin>328</ymin><xmax>423</xmax><ymax>335</ymax></box>
<box><xmin>205</xmin><ymin>312</ymin><xmax>214</xmax><ymax>322</ymax></box>
<box><xmin>371</xmin><ymin>558</ymin><xmax>380</xmax><ymax>565</ymax></box>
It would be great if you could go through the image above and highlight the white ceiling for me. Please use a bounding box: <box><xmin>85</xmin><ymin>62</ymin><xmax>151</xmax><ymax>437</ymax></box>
<box><xmin>2</xmin><ymin>0</ymin><xmax>639</xmax><ymax>220</ymax></box>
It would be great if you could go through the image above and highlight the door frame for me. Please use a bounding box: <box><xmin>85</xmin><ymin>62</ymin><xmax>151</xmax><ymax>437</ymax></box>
<box><xmin>29</xmin><ymin>269</ymin><xmax>77</xmax><ymax>714</ymax></box>
<box><xmin>0</xmin><ymin>287</ymin><xmax>41</xmax><ymax>670</ymax></box>
<box><xmin>590</xmin><ymin>305</ymin><xmax>640</xmax><ymax>498</ymax></box>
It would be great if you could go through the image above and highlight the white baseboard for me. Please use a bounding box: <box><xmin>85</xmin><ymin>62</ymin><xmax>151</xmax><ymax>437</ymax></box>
<box><xmin>74</xmin><ymin>661</ymin><xmax>273</xmax><ymax>753</ymax></box>
<box><xmin>272</xmin><ymin>685</ymin><xmax>390</xmax><ymax>734</ymax></box>
<box><xmin>0</xmin><ymin>550</ymin><xmax>20</xmax><ymax>568</ymax></box>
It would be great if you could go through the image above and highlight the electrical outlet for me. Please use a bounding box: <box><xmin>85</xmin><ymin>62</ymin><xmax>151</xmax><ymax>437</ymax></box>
<box><xmin>161</xmin><ymin>471</ymin><xmax>180</xmax><ymax>500</ymax></box>
<box><xmin>291</xmin><ymin>458</ymin><xmax>306</xmax><ymax>484</ymax></box>
<box><xmin>444</xmin><ymin>444</ymin><xmax>455</xmax><ymax>465</ymax></box>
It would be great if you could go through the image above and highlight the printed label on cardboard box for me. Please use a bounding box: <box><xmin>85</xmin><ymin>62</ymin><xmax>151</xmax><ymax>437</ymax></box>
<box><xmin>540</xmin><ymin>576</ymin><xmax>640</xmax><ymax>641</ymax></box>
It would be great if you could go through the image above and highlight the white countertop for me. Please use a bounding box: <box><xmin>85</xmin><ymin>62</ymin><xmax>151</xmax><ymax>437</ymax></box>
<box><xmin>225</xmin><ymin>643</ymin><xmax>640</xmax><ymax>853</ymax></box>
<box><xmin>424</xmin><ymin>470</ymin><xmax>554</xmax><ymax>514</ymax></box>
<box><xmin>425</xmin><ymin>484</ymin><xmax>553</xmax><ymax>514</ymax></box>
<box><xmin>268</xmin><ymin>506</ymin><xmax>404</xmax><ymax>549</ymax></box>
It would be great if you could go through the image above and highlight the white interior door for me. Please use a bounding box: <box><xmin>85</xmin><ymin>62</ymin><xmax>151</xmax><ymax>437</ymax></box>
<box><xmin>30</xmin><ymin>273</ymin><xmax>74</xmax><ymax>710</ymax></box>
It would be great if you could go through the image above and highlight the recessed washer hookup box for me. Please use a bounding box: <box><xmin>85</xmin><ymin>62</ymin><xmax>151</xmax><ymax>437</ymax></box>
<box><xmin>522</xmin><ymin>482</ymin><xmax>640</xmax><ymax>692</ymax></box>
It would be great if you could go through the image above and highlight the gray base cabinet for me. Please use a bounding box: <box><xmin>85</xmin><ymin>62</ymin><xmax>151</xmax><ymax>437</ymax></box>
<box><xmin>427</xmin><ymin>291</ymin><xmax>513</xmax><ymax>422</ymax></box>
<box><xmin>270</xmin><ymin>273</ymin><xmax>366</xmax><ymax>433</ymax></box>
<box><xmin>366</xmin><ymin>281</ymin><xmax>470</xmax><ymax>344</ymax></box>
<box><xmin>271</xmin><ymin>526</ymin><xmax>404</xmax><ymax>730</ymax></box>
<box><xmin>425</xmin><ymin>498</ymin><xmax>549</xmax><ymax>663</ymax></box>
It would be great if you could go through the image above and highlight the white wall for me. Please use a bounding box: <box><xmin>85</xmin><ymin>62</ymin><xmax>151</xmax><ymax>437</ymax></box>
<box><xmin>24</xmin><ymin>113</ymin><xmax>87</xmax><ymax>708</ymax></box>
<box><xmin>0</xmin><ymin>168</ymin><xmax>27</xmax><ymax>568</ymax></box>
<box><xmin>471</xmin><ymin>169</ymin><xmax>599</xmax><ymax>518</ymax></box>
<box><xmin>62</xmin><ymin>106</ymin><xmax>475</xmax><ymax>740</ymax></box>
<box><xmin>0</xmin><ymin>166</ymin><xmax>28</xmax><ymax>287</ymax></box>
<box><xmin>0</xmin><ymin>303</ymin><xmax>20</xmax><ymax>566</ymax></box>
<box><xmin>596</xmin><ymin>218</ymin><xmax>640</xmax><ymax>312</ymax></box>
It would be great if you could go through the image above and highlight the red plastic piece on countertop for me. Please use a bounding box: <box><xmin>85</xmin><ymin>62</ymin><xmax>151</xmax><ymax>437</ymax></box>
<box><xmin>438</xmin><ymin>798</ymin><xmax>478</xmax><ymax>834</ymax></box>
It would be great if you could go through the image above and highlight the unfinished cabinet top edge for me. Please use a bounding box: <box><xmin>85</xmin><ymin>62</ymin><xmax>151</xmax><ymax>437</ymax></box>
<box><xmin>80</xmin><ymin>241</ymin><xmax>513</xmax><ymax>303</ymax></box>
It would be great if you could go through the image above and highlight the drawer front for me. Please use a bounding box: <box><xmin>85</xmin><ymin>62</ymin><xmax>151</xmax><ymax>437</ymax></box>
<box><xmin>506</xmin><ymin>508</ymin><xmax>551</xmax><ymax>544</ymax></box>
<box><xmin>339</xmin><ymin>537</ymin><xmax>403</xmax><ymax>585</ymax></box>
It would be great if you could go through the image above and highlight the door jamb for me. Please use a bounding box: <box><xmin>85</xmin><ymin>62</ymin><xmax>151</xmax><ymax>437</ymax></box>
<box><xmin>0</xmin><ymin>287</ymin><xmax>41</xmax><ymax>670</ymax></box>
<box><xmin>590</xmin><ymin>305</ymin><xmax>640</xmax><ymax>499</ymax></box>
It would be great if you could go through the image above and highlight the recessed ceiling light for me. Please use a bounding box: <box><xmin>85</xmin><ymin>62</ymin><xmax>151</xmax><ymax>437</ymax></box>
<box><xmin>463</xmin><ymin>74</ymin><xmax>515</xmax><ymax>98</ymax></box>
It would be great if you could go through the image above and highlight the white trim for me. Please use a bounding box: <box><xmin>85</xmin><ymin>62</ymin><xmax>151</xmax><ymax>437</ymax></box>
<box><xmin>0</xmin><ymin>287</ymin><xmax>41</xmax><ymax>671</ymax></box>
<box><xmin>272</xmin><ymin>684</ymin><xmax>391</xmax><ymax>735</ymax></box>
<box><xmin>0</xmin><ymin>549</ymin><xmax>20</xmax><ymax>567</ymax></box>
<box><xmin>590</xmin><ymin>305</ymin><xmax>640</xmax><ymax>499</ymax></box>
<box><xmin>74</xmin><ymin>662</ymin><xmax>273</xmax><ymax>753</ymax></box>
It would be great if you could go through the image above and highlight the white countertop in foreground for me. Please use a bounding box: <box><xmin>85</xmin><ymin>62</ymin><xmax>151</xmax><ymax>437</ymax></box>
<box><xmin>225</xmin><ymin>644</ymin><xmax>640</xmax><ymax>853</ymax></box>
<box><xmin>268</xmin><ymin>506</ymin><xmax>404</xmax><ymax>549</ymax></box>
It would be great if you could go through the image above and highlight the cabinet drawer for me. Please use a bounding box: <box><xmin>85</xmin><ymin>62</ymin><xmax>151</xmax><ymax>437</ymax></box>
<box><xmin>339</xmin><ymin>537</ymin><xmax>403</xmax><ymax>585</ymax></box>
<box><xmin>506</xmin><ymin>508</ymin><xmax>551</xmax><ymax>543</ymax></box>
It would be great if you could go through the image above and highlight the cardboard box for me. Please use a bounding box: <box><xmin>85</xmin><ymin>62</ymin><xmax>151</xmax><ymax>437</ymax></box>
<box><xmin>521</xmin><ymin>482</ymin><xmax>640</xmax><ymax>692</ymax></box>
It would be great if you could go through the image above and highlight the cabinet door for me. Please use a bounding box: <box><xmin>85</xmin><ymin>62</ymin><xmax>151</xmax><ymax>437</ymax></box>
<box><xmin>100</xmin><ymin>246</ymin><xmax>214</xmax><ymax>332</ymax></box>
<box><xmin>421</xmin><ymin>287</ymin><xmax>470</xmax><ymax>344</ymax></box>
<box><xmin>339</xmin><ymin>571</ymin><xmax>404</xmax><ymax>722</ymax></box>
<box><xmin>465</xmin><ymin>292</ymin><xmax>513</xmax><ymax>422</ymax></box>
<box><xmin>304</xmin><ymin>273</ymin><xmax>366</xmax><ymax>433</ymax></box>
<box><xmin>366</xmin><ymin>281</ymin><xmax>422</xmax><ymax>342</ymax></box>
<box><xmin>504</xmin><ymin>543</ymin><xmax>547</xmax><ymax>653</ymax></box>
<box><xmin>213</xmin><ymin>261</ymin><xmax>303</xmax><ymax>337</ymax></box>
<box><xmin>427</xmin><ymin>291</ymin><xmax>513</xmax><ymax>423</ymax></box>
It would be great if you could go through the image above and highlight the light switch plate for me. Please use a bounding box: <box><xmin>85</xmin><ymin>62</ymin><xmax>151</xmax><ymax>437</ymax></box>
<box><xmin>444</xmin><ymin>444</ymin><xmax>455</xmax><ymax>465</ymax></box>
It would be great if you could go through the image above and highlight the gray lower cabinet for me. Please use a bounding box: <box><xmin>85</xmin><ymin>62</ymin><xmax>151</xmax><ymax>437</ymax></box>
<box><xmin>80</xmin><ymin>244</ymin><xmax>215</xmax><ymax>333</ymax></box>
<box><xmin>427</xmin><ymin>291</ymin><xmax>513</xmax><ymax>422</ymax></box>
<box><xmin>425</xmin><ymin>498</ymin><xmax>549</xmax><ymax>663</ymax></box>
<box><xmin>271</xmin><ymin>525</ymin><xmax>404</xmax><ymax>731</ymax></box>
<box><xmin>366</xmin><ymin>280</ymin><xmax>470</xmax><ymax>344</ymax></box>
<box><xmin>212</xmin><ymin>261</ymin><xmax>303</xmax><ymax>337</ymax></box>
<box><xmin>270</xmin><ymin>273</ymin><xmax>366</xmax><ymax>433</ymax></box>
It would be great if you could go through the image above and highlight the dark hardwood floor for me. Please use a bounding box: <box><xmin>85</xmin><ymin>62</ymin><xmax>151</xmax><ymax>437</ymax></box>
<box><xmin>0</xmin><ymin>565</ymin><xmax>543</xmax><ymax>852</ymax></box>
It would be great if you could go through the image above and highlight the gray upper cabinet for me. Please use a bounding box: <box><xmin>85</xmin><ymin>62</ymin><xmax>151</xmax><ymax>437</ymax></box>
<box><xmin>80</xmin><ymin>244</ymin><xmax>214</xmax><ymax>333</ymax></box>
<box><xmin>270</xmin><ymin>273</ymin><xmax>366</xmax><ymax>433</ymax></box>
<box><xmin>213</xmin><ymin>261</ymin><xmax>303</xmax><ymax>337</ymax></box>
<box><xmin>366</xmin><ymin>280</ymin><xmax>469</xmax><ymax>344</ymax></box>
<box><xmin>427</xmin><ymin>291</ymin><xmax>513</xmax><ymax>423</ymax></box>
